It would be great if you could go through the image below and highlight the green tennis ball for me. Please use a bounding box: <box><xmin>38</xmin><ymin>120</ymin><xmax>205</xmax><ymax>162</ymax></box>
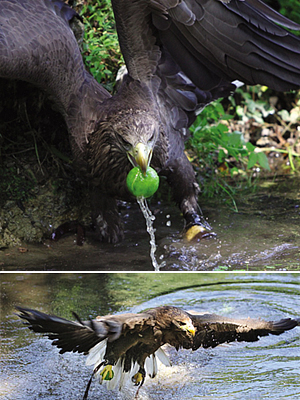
<box><xmin>126</xmin><ymin>166</ymin><xmax>159</xmax><ymax>198</ymax></box>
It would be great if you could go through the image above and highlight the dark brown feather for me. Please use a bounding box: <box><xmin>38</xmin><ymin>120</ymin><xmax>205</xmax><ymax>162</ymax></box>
<box><xmin>188</xmin><ymin>311</ymin><xmax>299</xmax><ymax>350</ymax></box>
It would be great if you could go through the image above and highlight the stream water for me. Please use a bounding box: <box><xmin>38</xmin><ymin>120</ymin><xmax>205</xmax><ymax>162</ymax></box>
<box><xmin>1</xmin><ymin>273</ymin><xmax>300</xmax><ymax>399</ymax></box>
<box><xmin>1</xmin><ymin>177</ymin><xmax>300</xmax><ymax>271</ymax></box>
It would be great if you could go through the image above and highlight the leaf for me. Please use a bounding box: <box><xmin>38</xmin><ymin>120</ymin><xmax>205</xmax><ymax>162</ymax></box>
<box><xmin>278</xmin><ymin>109</ymin><xmax>291</xmax><ymax>122</ymax></box>
<box><xmin>290</xmin><ymin>107</ymin><xmax>300</xmax><ymax>124</ymax></box>
<box><xmin>247</xmin><ymin>151</ymin><xmax>270</xmax><ymax>170</ymax></box>
<box><xmin>257</xmin><ymin>152</ymin><xmax>271</xmax><ymax>171</ymax></box>
<box><xmin>230</xmin><ymin>167</ymin><xmax>239</xmax><ymax>177</ymax></box>
<box><xmin>218</xmin><ymin>149</ymin><xmax>226</xmax><ymax>163</ymax></box>
<box><xmin>247</xmin><ymin>152</ymin><xmax>259</xmax><ymax>169</ymax></box>
<box><xmin>246</xmin><ymin>142</ymin><xmax>256</xmax><ymax>152</ymax></box>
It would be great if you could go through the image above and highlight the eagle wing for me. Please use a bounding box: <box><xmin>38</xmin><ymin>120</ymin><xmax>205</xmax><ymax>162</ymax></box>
<box><xmin>187</xmin><ymin>311</ymin><xmax>299</xmax><ymax>350</ymax></box>
<box><xmin>0</xmin><ymin>0</ymin><xmax>110</xmax><ymax>147</ymax></box>
<box><xmin>114</xmin><ymin>0</ymin><xmax>300</xmax><ymax>90</ymax></box>
<box><xmin>16</xmin><ymin>306</ymin><xmax>155</xmax><ymax>355</ymax></box>
<box><xmin>0</xmin><ymin>1</ymin><xmax>80</xmax><ymax>101</ymax></box>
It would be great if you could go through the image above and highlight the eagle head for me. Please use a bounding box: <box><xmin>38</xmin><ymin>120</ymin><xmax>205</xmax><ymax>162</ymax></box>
<box><xmin>153</xmin><ymin>306</ymin><xmax>196</xmax><ymax>342</ymax></box>
<box><xmin>122</xmin><ymin>111</ymin><xmax>159</xmax><ymax>175</ymax></box>
<box><xmin>173</xmin><ymin>315</ymin><xmax>195</xmax><ymax>337</ymax></box>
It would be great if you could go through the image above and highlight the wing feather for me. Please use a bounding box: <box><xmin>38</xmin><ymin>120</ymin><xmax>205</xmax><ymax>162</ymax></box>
<box><xmin>16</xmin><ymin>307</ymin><xmax>154</xmax><ymax>354</ymax></box>
<box><xmin>160</xmin><ymin>0</ymin><xmax>300</xmax><ymax>90</ymax></box>
<box><xmin>188</xmin><ymin>312</ymin><xmax>299</xmax><ymax>350</ymax></box>
<box><xmin>0</xmin><ymin>0</ymin><xmax>110</xmax><ymax>136</ymax></box>
<box><xmin>112</xmin><ymin>0</ymin><xmax>300</xmax><ymax>142</ymax></box>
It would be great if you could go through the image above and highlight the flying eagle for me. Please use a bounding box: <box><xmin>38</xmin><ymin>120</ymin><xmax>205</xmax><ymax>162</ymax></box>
<box><xmin>1</xmin><ymin>0</ymin><xmax>300</xmax><ymax>242</ymax></box>
<box><xmin>17</xmin><ymin>306</ymin><xmax>300</xmax><ymax>399</ymax></box>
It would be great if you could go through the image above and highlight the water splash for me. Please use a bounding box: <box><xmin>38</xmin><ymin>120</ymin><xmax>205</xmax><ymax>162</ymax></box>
<box><xmin>137</xmin><ymin>197</ymin><xmax>166</xmax><ymax>271</ymax></box>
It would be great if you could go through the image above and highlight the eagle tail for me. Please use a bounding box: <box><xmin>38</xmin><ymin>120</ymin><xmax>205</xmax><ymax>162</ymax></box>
<box><xmin>144</xmin><ymin>347</ymin><xmax>171</xmax><ymax>379</ymax></box>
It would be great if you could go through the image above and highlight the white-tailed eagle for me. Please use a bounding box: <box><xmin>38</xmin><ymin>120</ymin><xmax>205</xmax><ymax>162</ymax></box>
<box><xmin>17</xmin><ymin>306</ymin><xmax>300</xmax><ymax>398</ymax></box>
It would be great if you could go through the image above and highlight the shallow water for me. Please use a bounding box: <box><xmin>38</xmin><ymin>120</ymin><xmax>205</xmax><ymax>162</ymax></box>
<box><xmin>1</xmin><ymin>177</ymin><xmax>300</xmax><ymax>271</ymax></box>
<box><xmin>1</xmin><ymin>273</ymin><xmax>300</xmax><ymax>399</ymax></box>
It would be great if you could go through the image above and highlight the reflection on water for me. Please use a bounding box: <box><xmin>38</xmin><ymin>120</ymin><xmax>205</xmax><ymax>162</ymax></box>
<box><xmin>1</xmin><ymin>273</ymin><xmax>300</xmax><ymax>399</ymax></box>
<box><xmin>1</xmin><ymin>178</ymin><xmax>300</xmax><ymax>271</ymax></box>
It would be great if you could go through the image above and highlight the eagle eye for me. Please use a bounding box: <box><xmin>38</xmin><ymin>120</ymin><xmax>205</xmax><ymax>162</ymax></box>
<box><xmin>117</xmin><ymin>134</ymin><xmax>131</xmax><ymax>151</ymax></box>
<box><xmin>148</xmin><ymin>132</ymin><xmax>155</xmax><ymax>142</ymax></box>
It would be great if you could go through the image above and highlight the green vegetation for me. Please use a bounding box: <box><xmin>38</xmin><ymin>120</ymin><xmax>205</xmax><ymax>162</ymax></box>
<box><xmin>187</xmin><ymin>90</ymin><xmax>300</xmax><ymax>200</ymax></box>
<box><xmin>0</xmin><ymin>165</ymin><xmax>36</xmax><ymax>206</ymax></box>
<box><xmin>187</xmin><ymin>99</ymin><xmax>270</xmax><ymax>203</ymax></box>
<box><xmin>81</xmin><ymin>0</ymin><xmax>122</xmax><ymax>91</ymax></box>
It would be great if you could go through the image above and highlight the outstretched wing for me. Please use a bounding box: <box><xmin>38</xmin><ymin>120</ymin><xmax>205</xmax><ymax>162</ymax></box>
<box><xmin>187</xmin><ymin>312</ymin><xmax>299</xmax><ymax>350</ymax></box>
<box><xmin>16</xmin><ymin>307</ymin><xmax>155</xmax><ymax>354</ymax></box>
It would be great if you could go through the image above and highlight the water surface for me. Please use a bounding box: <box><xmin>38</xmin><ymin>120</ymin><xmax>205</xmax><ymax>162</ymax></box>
<box><xmin>1</xmin><ymin>177</ymin><xmax>300</xmax><ymax>270</ymax></box>
<box><xmin>1</xmin><ymin>273</ymin><xmax>300</xmax><ymax>399</ymax></box>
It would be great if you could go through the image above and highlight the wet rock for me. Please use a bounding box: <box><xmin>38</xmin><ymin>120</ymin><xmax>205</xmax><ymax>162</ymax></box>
<box><xmin>0</xmin><ymin>181</ymin><xmax>91</xmax><ymax>247</ymax></box>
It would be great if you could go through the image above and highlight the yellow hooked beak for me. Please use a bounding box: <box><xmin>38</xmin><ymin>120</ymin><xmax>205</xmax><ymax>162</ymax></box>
<box><xmin>127</xmin><ymin>143</ymin><xmax>153</xmax><ymax>175</ymax></box>
<box><xmin>186</xmin><ymin>325</ymin><xmax>196</xmax><ymax>336</ymax></box>
<box><xmin>178</xmin><ymin>322</ymin><xmax>195</xmax><ymax>336</ymax></box>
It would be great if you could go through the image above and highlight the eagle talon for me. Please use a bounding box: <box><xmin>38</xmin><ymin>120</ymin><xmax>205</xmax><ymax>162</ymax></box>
<box><xmin>185</xmin><ymin>225</ymin><xmax>216</xmax><ymax>242</ymax></box>
<box><xmin>132</xmin><ymin>371</ymin><xmax>145</xmax><ymax>386</ymax></box>
<box><xmin>100</xmin><ymin>365</ymin><xmax>114</xmax><ymax>381</ymax></box>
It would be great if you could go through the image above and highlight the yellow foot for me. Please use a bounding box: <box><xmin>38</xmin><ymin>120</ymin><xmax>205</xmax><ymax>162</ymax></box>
<box><xmin>132</xmin><ymin>372</ymin><xmax>144</xmax><ymax>386</ymax></box>
<box><xmin>185</xmin><ymin>225</ymin><xmax>216</xmax><ymax>242</ymax></box>
<box><xmin>100</xmin><ymin>365</ymin><xmax>114</xmax><ymax>381</ymax></box>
